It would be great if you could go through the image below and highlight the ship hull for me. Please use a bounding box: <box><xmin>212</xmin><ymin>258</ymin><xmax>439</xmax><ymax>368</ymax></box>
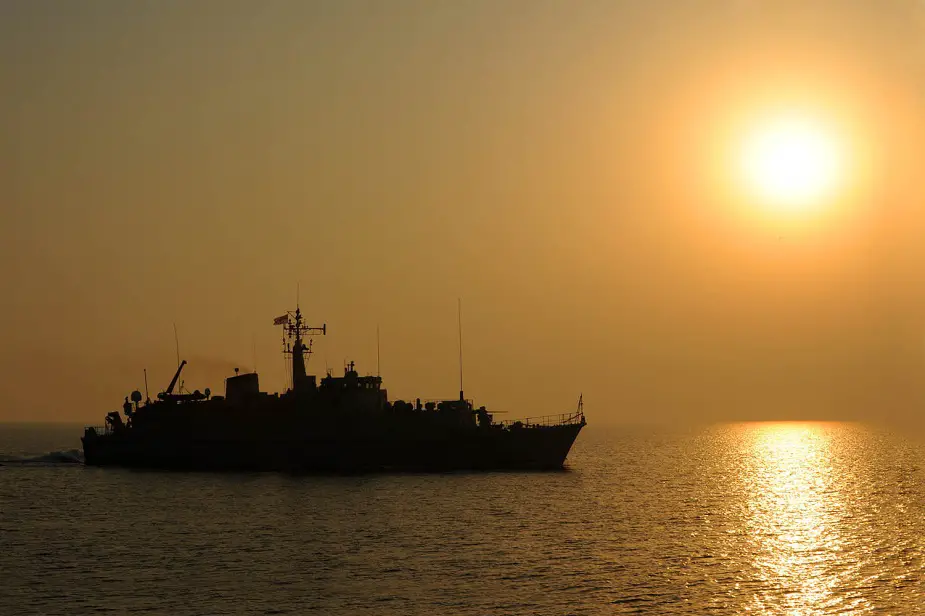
<box><xmin>82</xmin><ymin>423</ymin><xmax>584</xmax><ymax>473</ymax></box>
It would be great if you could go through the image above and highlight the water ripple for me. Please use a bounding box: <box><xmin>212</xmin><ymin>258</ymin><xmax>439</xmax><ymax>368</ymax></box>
<box><xmin>2</xmin><ymin>422</ymin><xmax>925</xmax><ymax>614</ymax></box>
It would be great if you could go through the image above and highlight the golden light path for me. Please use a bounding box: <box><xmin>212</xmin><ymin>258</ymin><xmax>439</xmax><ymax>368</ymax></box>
<box><xmin>740</xmin><ymin>115</ymin><xmax>844</xmax><ymax>214</ymax></box>
<box><xmin>741</xmin><ymin>423</ymin><xmax>869</xmax><ymax>615</ymax></box>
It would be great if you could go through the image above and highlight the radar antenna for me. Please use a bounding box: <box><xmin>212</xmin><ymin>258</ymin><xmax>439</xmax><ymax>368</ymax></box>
<box><xmin>274</xmin><ymin>306</ymin><xmax>325</xmax><ymax>392</ymax></box>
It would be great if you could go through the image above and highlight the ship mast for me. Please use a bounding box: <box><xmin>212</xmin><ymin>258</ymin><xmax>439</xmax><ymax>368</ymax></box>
<box><xmin>276</xmin><ymin>306</ymin><xmax>326</xmax><ymax>392</ymax></box>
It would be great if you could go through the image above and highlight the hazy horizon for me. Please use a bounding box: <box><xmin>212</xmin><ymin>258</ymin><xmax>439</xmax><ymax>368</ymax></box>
<box><xmin>5</xmin><ymin>1</ymin><xmax>925</xmax><ymax>427</ymax></box>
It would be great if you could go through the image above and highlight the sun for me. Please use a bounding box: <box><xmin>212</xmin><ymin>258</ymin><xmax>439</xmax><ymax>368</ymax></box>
<box><xmin>740</xmin><ymin>115</ymin><xmax>844</xmax><ymax>212</ymax></box>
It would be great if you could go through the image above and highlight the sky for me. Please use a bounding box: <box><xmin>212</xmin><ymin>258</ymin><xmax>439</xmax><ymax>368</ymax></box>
<box><xmin>4</xmin><ymin>1</ymin><xmax>925</xmax><ymax>426</ymax></box>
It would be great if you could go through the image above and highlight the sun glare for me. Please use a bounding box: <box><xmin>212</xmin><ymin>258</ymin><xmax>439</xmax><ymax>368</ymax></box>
<box><xmin>740</xmin><ymin>115</ymin><xmax>843</xmax><ymax>213</ymax></box>
<box><xmin>743</xmin><ymin>423</ymin><xmax>847</xmax><ymax>612</ymax></box>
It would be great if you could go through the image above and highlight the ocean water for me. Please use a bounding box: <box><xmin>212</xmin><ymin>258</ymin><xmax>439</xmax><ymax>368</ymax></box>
<box><xmin>2</xmin><ymin>422</ymin><xmax>924</xmax><ymax>615</ymax></box>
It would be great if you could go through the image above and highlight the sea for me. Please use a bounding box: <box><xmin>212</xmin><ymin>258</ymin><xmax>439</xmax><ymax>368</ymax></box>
<box><xmin>2</xmin><ymin>422</ymin><xmax>924</xmax><ymax>615</ymax></box>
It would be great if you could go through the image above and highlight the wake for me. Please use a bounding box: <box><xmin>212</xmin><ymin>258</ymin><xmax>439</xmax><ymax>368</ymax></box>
<box><xmin>0</xmin><ymin>449</ymin><xmax>84</xmax><ymax>465</ymax></box>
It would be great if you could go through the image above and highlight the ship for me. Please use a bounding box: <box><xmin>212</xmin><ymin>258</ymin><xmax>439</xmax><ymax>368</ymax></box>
<box><xmin>81</xmin><ymin>307</ymin><xmax>586</xmax><ymax>472</ymax></box>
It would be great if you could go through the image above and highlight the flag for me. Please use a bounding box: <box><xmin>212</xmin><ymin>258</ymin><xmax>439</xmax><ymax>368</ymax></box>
<box><xmin>273</xmin><ymin>315</ymin><xmax>289</xmax><ymax>325</ymax></box>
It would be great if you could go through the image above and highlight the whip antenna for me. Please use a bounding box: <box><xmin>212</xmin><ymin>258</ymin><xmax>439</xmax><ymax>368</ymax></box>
<box><xmin>458</xmin><ymin>298</ymin><xmax>464</xmax><ymax>401</ymax></box>
<box><xmin>173</xmin><ymin>323</ymin><xmax>180</xmax><ymax>367</ymax></box>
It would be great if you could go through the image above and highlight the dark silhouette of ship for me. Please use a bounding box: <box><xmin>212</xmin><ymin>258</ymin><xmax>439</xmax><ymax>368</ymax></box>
<box><xmin>82</xmin><ymin>307</ymin><xmax>585</xmax><ymax>472</ymax></box>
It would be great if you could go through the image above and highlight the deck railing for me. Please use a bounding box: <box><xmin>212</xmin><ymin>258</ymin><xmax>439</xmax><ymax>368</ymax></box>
<box><xmin>418</xmin><ymin>398</ymin><xmax>474</xmax><ymax>406</ymax></box>
<box><xmin>85</xmin><ymin>425</ymin><xmax>112</xmax><ymax>436</ymax></box>
<box><xmin>498</xmin><ymin>411</ymin><xmax>585</xmax><ymax>428</ymax></box>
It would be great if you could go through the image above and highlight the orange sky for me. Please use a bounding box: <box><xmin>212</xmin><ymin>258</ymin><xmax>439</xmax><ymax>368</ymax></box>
<box><xmin>4</xmin><ymin>1</ymin><xmax>925</xmax><ymax>426</ymax></box>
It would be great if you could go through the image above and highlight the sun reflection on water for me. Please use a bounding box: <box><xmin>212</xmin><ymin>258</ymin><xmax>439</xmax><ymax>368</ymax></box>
<box><xmin>742</xmin><ymin>423</ymin><xmax>867</xmax><ymax>615</ymax></box>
